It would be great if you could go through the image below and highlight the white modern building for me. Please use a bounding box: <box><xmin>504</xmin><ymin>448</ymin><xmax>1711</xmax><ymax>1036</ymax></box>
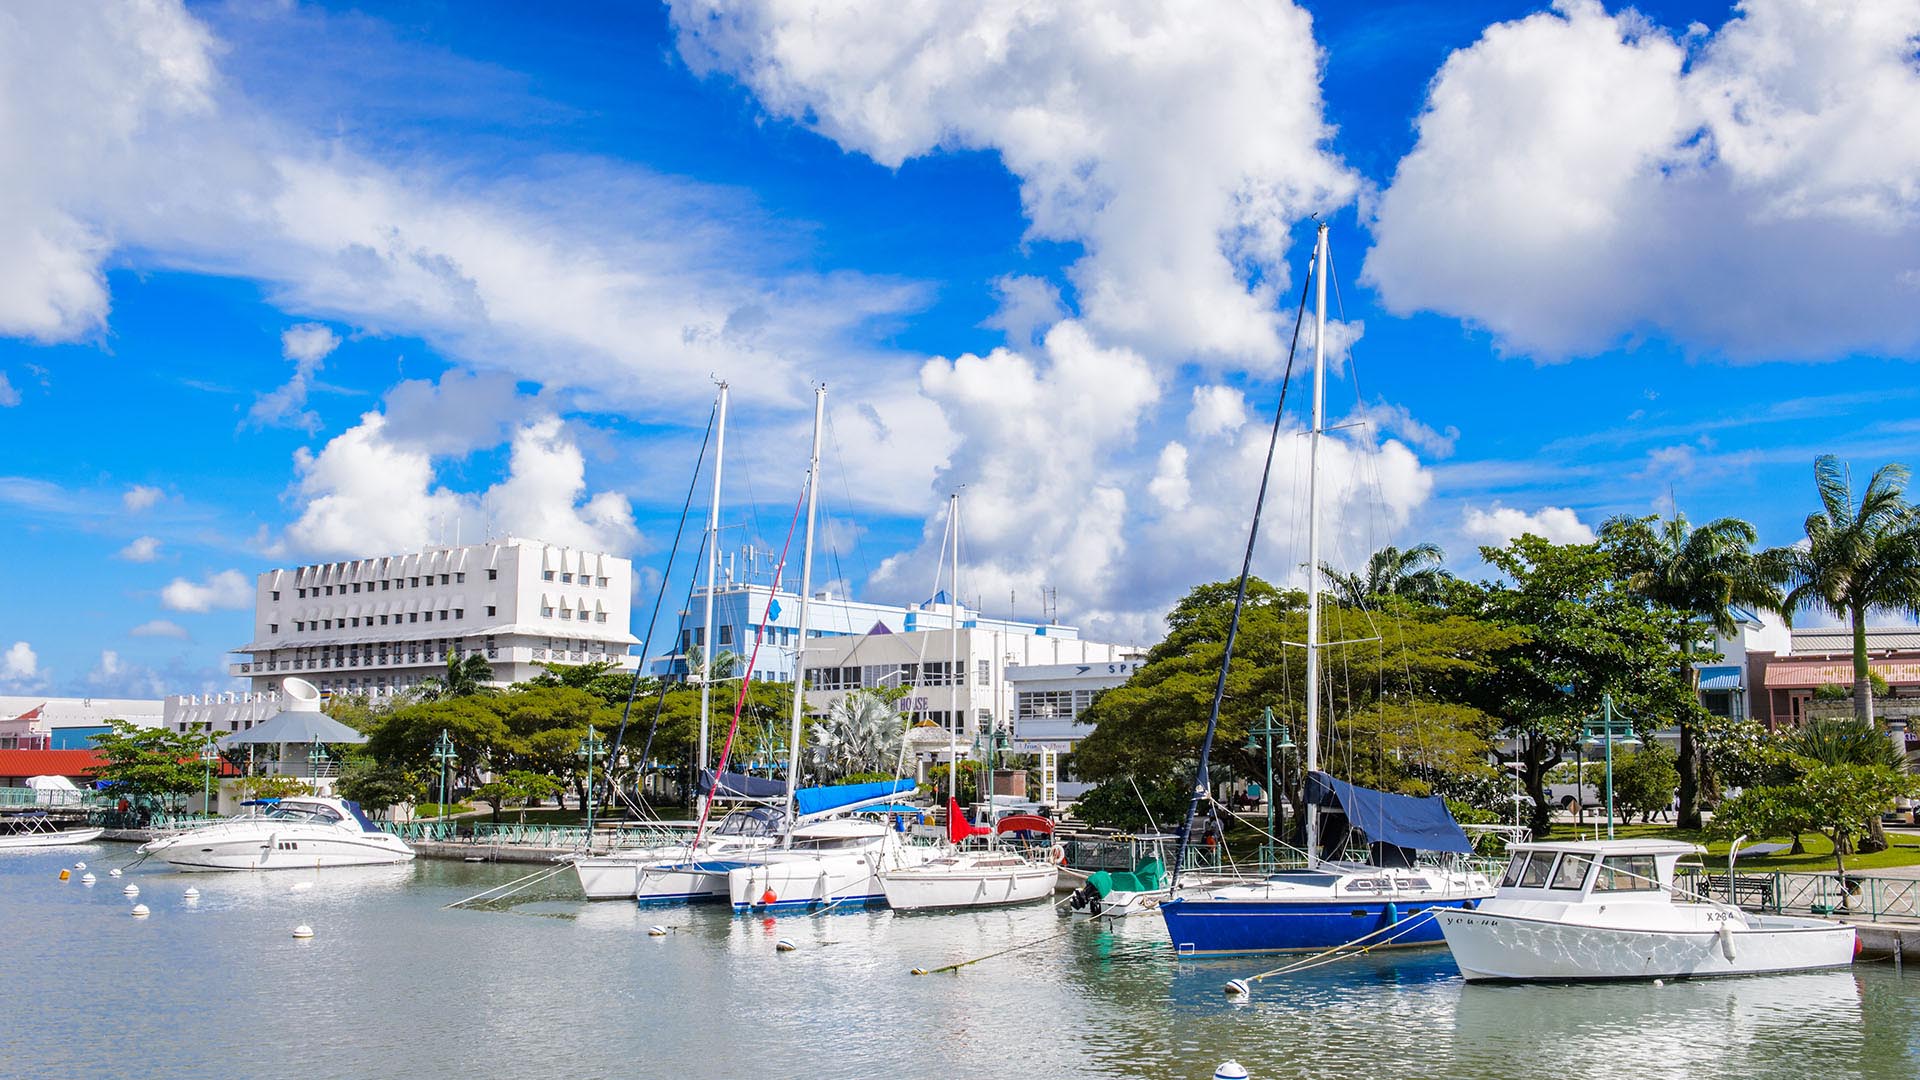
<box><xmin>228</xmin><ymin>537</ymin><xmax>638</xmax><ymax>697</ymax></box>
<box><xmin>0</xmin><ymin>696</ymin><xmax>164</xmax><ymax>749</ymax></box>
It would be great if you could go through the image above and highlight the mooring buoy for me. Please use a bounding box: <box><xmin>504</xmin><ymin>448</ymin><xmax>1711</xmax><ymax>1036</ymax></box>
<box><xmin>131</xmin><ymin>904</ymin><xmax>151</xmax><ymax>918</ymax></box>
<box><xmin>292</xmin><ymin>924</ymin><xmax>315</xmax><ymax>939</ymax></box>
<box><xmin>1224</xmin><ymin>979</ymin><xmax>1251</xmax><ymax>999</ymax></box>
<box><xmin>81</xmin><ymin>872</ymin><xmax>96</xmax><ymax>885</ymax></box>
<box><xmin>647</xmin><ymin>925</ymin><xmax>668</xmax><ymax>937</ymax></box>
<box><xmin>1214</xmin><ymin>1061</ymin><xmax>1250</xmax><ymax>1080</ymax></box>
<box><xmin>183</xmin><ymin>886</ymin><xmax>200</xmax><ymax>900</ymax></box>
<box><xmin>110</xmin><ymin>868</ymin><xmax>123</xmax><ymax>877</ymax></box>
<box><xmin>123</xmin><ymin>884</ymin><xmax>140</xmax><ymax>896</ymax></box>
<box><xmin>58</xmin><ymin>869</ymin><xmax>71</xmax><ymax>882</ymax></box>
<box><xmin>775</xmin><ymin>939</ymin><xmax>797</xmax><ymax>952</ymax></box>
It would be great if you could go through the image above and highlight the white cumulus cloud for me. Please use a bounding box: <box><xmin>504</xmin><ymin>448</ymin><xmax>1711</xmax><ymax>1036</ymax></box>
<box><xmin>0</xmin><ymin>372</ymin><xmax>18</xmax><ymax>407</ymax></box>
<box><xmin>130</xmin><ymin>619</ymin><xmax>190</xmax><ymax>639</ymax></box>
<box><xmin>161</xmin><ymin>569</ymin><xmax>254</xmax><ymax>612</ymax></box>
<box><xmin>1187</xmin><ymin>385</ymin><xmax>1250</xmax><ymax>439</ymax></box>
<box><xmin>123</xmin><ymin>484</ymin><xmax>164</xmax><ymax>512</ymax></box>
<box><xmin>1365</xmin><ymin>0</ymin><xmax>1920</xmax><ymax>360</ymax></box>
<box><xmin>2</xmin><ymin>641</ymin><xmax>40</xmax><ymax>683</ymax></box>
<box><xmin>118</xmin><ymin>536</ymin><xmax>162</xmax><ymax>562</ymax></box>
<box><xmin>1461</xmin><ymin>503</ymin><xmax>1597</xmax><ymax>547</ymax></box>
<box><xmin>670</xmin><ymin>0</ymin><xmax>1357</xmax><ymax>365</ymax></box>
<box><xmin>246</xmin><ymin>322</ymin><xmax>341</xmax><ymax>433</ymax></box>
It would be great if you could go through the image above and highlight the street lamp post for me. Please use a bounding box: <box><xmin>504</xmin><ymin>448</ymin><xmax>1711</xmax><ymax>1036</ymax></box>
<box><xmin>307</xmin><ymin>740</ymin><xmax>329</xmax><ymax>783</ymax></box>
<box><xmin>200</xmin><ymin>728</ymin><xmax>218</xmax><ymax>818</ymax></box>
<box><xmin>1243</xmin><ymin>706</ymin><xmax>1296</xmax><ymax>846</ymax></box>
<box><xmin>1582</xmin><ymin>694</ymin><xmax>1640</xmax><ymax>841</ymax></box>
<box><xmin>578</xmin><ymin>724</ymin><xmax>606</xmax><ymax>844</ymax></box>
<box><xmin>431</xmin><ymin>728</ymin><xmax>457</xmax><ymax>824</ymax></box>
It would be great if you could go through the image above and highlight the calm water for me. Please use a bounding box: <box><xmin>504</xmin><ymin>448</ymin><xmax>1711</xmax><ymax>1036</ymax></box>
<box><xmin>3</xmin><ymin>845</ymin><xmax>1917</xmax><ymax>1080</ymax></box>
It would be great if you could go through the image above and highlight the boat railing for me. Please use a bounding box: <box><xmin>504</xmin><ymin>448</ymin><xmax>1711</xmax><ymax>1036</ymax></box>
<box><xmin>1675</xmin><ymin>865</ymin><xmax>1920</xmax><ymax>923</ymax></box>
<box><xmin>377</xmin><ymin>819</ymin><xmax>699</xmax><ymax>851</ymax></box>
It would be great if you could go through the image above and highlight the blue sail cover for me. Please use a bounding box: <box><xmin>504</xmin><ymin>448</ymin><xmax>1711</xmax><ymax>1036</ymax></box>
<box><xmin>1304</xmin><ymin>771</ymin><xmax>1473</xmax><ymax>855</ymax></box>
<box><xmin>793</xmin><ymin>778</ymin><xmax>916</xmax><ymax>817</ymax></box>
<box><xmin>697</xmin><ymin>769</ymin><xmax>786</xmax><ymax>800</ymax></box>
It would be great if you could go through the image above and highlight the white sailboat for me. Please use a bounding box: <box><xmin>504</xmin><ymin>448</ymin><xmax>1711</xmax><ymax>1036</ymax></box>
<box><xmin>880</xmin><ymin>803</ymin><xmax>1059</xmax><ymax>912</ymax></box>
<box><xmin>1157</xmin><ymin>222</ymin><xmax>1491</xmax><ymax>955</ymax></box>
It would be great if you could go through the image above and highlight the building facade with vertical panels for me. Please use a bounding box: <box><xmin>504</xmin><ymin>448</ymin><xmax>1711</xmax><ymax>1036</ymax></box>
<box><xmin>228</xmin><ymin>537</ymin><xmax>638</xmax><ymax>696</ymax></box>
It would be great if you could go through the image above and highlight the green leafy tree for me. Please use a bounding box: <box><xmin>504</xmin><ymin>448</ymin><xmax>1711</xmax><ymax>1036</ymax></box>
<box><xmin>236</xmin><ymin>775</ymin><xmax>315</xmax><ymax>802</ymax></box>
<box><xmin>517</xmin><ymin>660</ymin><xmax>651</xmax><ymax>711</ymax></box>
<box><xmin>922</xmin><ymin>760</ymin><xmax>980</xmax><ymax>806</ymax></box>
<box><xmin>1772</xmin><ymin>454</ymin><xmax>1920</xmax><ymax>725</ymax></box>
<box><xmin>1610</xmin><ymin>744</ymin><xmax>1680</xmax><ymax>823</ymax></box>
<box><xmin>1321</xmin><ymin>543</ymin><xmax>1453</xmax><ymax>607</ymax></box>
<box><xmin>1072</xmin><ymin>774</ymin><xmax>1190</xmax><ymax>831</ymax></box>
<box><xmin>473</xmin><ymin>770</ymin><xmax>567</xmax><ymax>823</ymax></box>
<box><xmin>1602</xmin><ymin>512</ymin><xmax>1782</xmax><ymax>829</ymax></box>
<box><xmin>86</xmin><ymin>720</ymin><xmax>208</xmax><ymax>810</ymax></box>
<box><xmin>1711</xmin><ymin>783</ymin><xmax>1820</xmax><ymax>856</ymax></box>
<box><xmin>364</xmin><ymin>696</ymin><xmax>511</xmax><ymax>791</ymax></box>
<box><xmin>335</xmin><ymin>760</ymin><xmax>423</xmax><ymax>816</ymax></box>
<box><xmin>1717</xmin><ymin>762</ymin><xmax>1914</xmax><ymax>876</ymax></box>
<box><xmin>1469</xmin><ymin>535</ymin><xmax>1700</xmax><ymax>838</ymax></box>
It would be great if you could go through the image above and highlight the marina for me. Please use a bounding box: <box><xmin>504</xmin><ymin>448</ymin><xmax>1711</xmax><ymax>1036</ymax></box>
<box><xmin>4</xmin><ymin>845</ymin><xmax>1917</xmax><ymax>1080</ymax></box>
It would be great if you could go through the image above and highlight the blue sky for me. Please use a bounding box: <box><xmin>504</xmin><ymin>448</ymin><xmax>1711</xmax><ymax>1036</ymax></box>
<box><xmin>3</xmin><ymin>0</ymin><xmax>1916</xmax><ymax>698</ymax></box>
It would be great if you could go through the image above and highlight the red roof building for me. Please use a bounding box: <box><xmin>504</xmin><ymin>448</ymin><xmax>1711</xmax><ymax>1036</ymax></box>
<box><xmin>0</xmin><ymin>748</ymin><xmax>104</xmax><ymax>783</ymax></box>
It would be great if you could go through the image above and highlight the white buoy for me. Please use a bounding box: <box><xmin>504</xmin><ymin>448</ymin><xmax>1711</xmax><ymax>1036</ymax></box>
<box><xmin>81</xmin><ymin>872</ymin><xmax>96</xmax><ymax>885</ymax></box>
<box><xmin>123</xmin><ymin>884</ymin><xmax>140</xmax><ymax>896</ymax></box>
<box><xmin>1214</xmin><ymin>1061</ymin><xmax>1250</xmax><ymax>1080</ymax></box>
<box><xmin>183</xmin><ymin>886</ymin><xmax>201</xmax><ymax>900</ymax></box>
<box><xmin>292</xmin><ymin>924</ymin><xmax>315</xmax><ymax>939</ymax></box>
<box><xmin>775</xmin><ymin>939</ymin><xmax>797</xmax><ymax>952</ymax></box>
<box><xmin>131</xmin><ymin>904</ymin><xmax>151</xmax><ymax>918</ymax></box>
<box><xmin>1224</xmin><ymin>978</ymin><xmax>1251</xmax><ymax>999</ymax></box>
<box><xmin>74</xmin><ymin>861</ymin><xmax>87</xmax><ymax>870</ymax></box>
<box><xmin>647</xmin><ymin>925</ymin><xmax>668</xmax><ymax>937</ymax></box>
<box><xmin>110</xmin><ymin>867</ymin><xmax>123</xmax><ymax>877</ymax></box>
<box><xmin>1653</xmin><ymin>978</ymin><xmax>1665</xmax><ymax>987</ymax></box>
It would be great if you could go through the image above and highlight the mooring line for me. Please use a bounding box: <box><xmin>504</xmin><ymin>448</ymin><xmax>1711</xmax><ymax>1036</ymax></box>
<box><xmin>444</xmin><ymin>862</ymin><xmax>572</xmax><ymax>909</ymax></box>
<box><xmin>910</xmin><ymin>925</ymin><xmax>1080</xmax><ymax>976</ymax></box>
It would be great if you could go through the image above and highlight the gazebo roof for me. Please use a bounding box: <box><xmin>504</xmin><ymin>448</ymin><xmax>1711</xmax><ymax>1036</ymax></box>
<box><xmin>217</xmin><ymin>677</ymin><xmax>368</xmax><ymax>747</ymax></box>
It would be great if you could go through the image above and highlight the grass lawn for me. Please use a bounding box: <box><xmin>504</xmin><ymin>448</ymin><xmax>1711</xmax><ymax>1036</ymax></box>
<box><xmin>1550</xmin><ymin>821</ymin><xmax>1920</xmax><ymax>874</ymax></box>
<box><xmin>412</xmin><ymin>802</ymin><xmax>475</xmax><ymax>818</ymax></box>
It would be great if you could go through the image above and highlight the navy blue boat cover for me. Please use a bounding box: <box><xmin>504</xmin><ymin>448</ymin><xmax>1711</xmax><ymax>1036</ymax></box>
<box><xmin>1304</xmin><ymin>771</ymin><xmax>1472</xmax><ymax>855</ymax></box>
<box><xmin>697</xmin><ymin>769</ymin><xmax>786</xmax><ymax>800</ymax></box>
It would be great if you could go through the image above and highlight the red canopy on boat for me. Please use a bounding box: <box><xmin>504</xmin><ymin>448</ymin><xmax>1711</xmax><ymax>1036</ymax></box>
<box><xmin>995</xmin><ymin>814</ymin><xmax>1053</xmax><ymax>836</ymax></box>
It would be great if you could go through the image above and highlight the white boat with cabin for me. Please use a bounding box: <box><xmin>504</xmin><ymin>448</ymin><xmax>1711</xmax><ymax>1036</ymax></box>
<box><xmin>137</xmin><ymin>796</ymin><xmax>415</xmax><ymax>871</ymax></box>
<box><xmin>0</xmin><ymin>814</ymin><xmax>104</xmax><ymax>849</ymax></box>
<box><xmin>879</xmin><ymin>803</ymin><xmax>1060</xmax><ymax>912</ymax></box>
<box><xmin>1436</xmin><ymin>838</ymin><xmax>1856</xmax><ymax>982</ymax></box>
<box><xmin>726</xmin><ymin>817</ymin><xmax>937</xmax><ymax>911</ymax></box>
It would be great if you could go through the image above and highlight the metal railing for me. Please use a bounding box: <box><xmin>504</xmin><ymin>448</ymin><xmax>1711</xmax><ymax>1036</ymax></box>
<box><xmin>1676</xmin><ymin>866</ymin><xmax>1920</xmax><ymax>922</ymax></box>
<box><xmin>379</xmin><ymin>819</ymin><xmax>699</xmax><ymax>850</ymax></box>
<box><xmin>0</xmin><ymin>787</ymin><xmax>98</xmax><ymax>808</ymax></box>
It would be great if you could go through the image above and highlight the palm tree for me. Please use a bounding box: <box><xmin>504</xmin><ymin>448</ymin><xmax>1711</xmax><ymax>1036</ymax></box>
<box><xmin>1321</xmin><ymin>543</ymin><xmax>1452</xmax><ymax>607</ymax></box>
<box><xmin>1791</xmin><ymin>715</ymin><xmax>1908</xmax><ymax>770</ymax></box>
<box><xmin>1602</xmin><ymin>512</ymin><xmax>1782</xmax><ymax>830</ymax></box>
<box><xmin>1773</xmin><ymin>455</ymin><xmax>1920</xmax><ymax>725</ymax></box>
<box><xmin>682</xmin><ymin>643</ymin><xmax>742</xmax><ymax>685</ymax></box>
<box><xmin>418</xmin><ymin>649</ymin><xmax>496</xmax><ymax>701</ymax></box>
<box><xmin>806</xmin><ymin>692</ymin><xmax>906</xmax><ymax>780</ymax></box>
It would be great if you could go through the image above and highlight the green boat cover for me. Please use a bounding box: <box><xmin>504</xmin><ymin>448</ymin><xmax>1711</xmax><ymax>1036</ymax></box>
<box><xmin>1089</xmin><ymin>858</ymin><xmax>1165</xmax><ymax>897</ymax></box>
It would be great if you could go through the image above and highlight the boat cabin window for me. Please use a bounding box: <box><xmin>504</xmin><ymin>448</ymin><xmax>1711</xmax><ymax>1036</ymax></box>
<box><xmin>1593</xmin><ymin>854</ymin><xmax>1659</xmax><ymax>892</ymax></box>
<box><xmin>264</xmin><ymin>804</ymin><xmax>341</xmax><ymax>826</ymax></box>
<box><xmin>1499</xmin><ymin>855</ymin><xmax>1531</xmax><ymax>888</ymax></box>
<box><xmin>1549</xmin><ymin>853</ymin><xmax>1594</xmax><ymax>891</ymax></box>
<box><xmin>1517</xmin><ymin>853</ymin><xmax>1557</xmax><ymax>888</ymax></box>
<box><xmin>714</xmin><ymin>808</ymin><xmax>785</xmax><ymax>837</ymax></box>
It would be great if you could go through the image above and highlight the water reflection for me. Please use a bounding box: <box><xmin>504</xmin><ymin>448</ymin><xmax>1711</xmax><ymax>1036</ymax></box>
<box><xmin>0</xmin><ymin>848</ymin><xmax>1911</xmax><ymax>1080</ymax></box>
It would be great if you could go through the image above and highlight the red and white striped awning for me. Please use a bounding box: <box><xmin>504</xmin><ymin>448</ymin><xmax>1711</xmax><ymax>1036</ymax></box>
<box><xmin>1763</xmin><ymin>659</ymin><xmax>1920</xmax><ymax>689</ymax></box>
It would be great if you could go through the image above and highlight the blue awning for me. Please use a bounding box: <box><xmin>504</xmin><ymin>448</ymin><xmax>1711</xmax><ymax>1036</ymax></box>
<box><xmin>794</xmin><ymin>779</ymin><xmax>915</xmax><ymax>817</ymax></box>
<box><xmin>1305</xmin><ymin>771</ymin><xmax>1473</xmax><ymax>855</ymax></box>
<box><xmin>1697</xmin><ymin>665</ymin><xmax>1743</xmax><ymax>692</ymax></box>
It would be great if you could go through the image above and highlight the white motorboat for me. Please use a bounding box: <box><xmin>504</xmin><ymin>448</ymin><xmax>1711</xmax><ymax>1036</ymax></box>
<box><xmin>726</xmin><ymin>818</ymin><xmax>937</xmax><ymax>911</ymax></box>
<box><xmin>1436</xmin><ymin>839</ymin><xmax>1857</xmax><ymax>982</ymax></box>
<box><xmin>0</xmin><ymin>814</ymin><xmax>104</xmax><ymax>849</ymax></box>
<box><xmin>880</xmin><ymin>806</ymin><xmax>1060</xmax><ymax>912</ymax></box>
<box><xmin>137</xmin><ymin>796</ymin><xmax>414</xmax><ymax>871</ymax></box>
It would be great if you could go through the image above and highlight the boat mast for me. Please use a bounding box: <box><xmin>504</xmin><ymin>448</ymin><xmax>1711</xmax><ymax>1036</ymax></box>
<box><xmin>697</xmin><ymin>381</ymin><xmax>728</xmax><ymax>820</ymax></box>
<box><xmin>947</xmin><ymin>492</ymin><xmax>962</xmax><ymax>810</ymax></box>
<box><xmin>782</xmin><ymin>385</ymin><xmax>826</xmax><ymax>840</ymax></box>
<box><xmin>1304</xmin><ymin>223</ymin><xmax>1328</xmax><ymax>867</ymax></box>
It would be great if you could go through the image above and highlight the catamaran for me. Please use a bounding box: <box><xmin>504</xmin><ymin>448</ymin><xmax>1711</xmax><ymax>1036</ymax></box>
<box><xmin>1156</xmin><ymin>222</ymin><xmax>1491</xmax><ymax>955</ymax></box>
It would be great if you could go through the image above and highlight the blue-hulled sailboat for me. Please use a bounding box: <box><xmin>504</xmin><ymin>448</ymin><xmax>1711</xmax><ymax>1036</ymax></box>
<box><xmin>1158</xmin><ymin>222</ymin><xmax>1491</xmax><ymax>957</ymax></box>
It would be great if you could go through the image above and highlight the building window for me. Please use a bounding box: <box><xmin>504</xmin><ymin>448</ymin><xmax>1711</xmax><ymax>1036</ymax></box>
<box><xmin>271</xmin><ymin>590</ymin><xmax>280</xmax><ymax>601</ymax></box>
<box><xmin>455</xmin><ymin>572</ymin><xmax>465</xmax><ymax>583</ymax></box>
<box><xmin>562</xmin><ymin>572</ymin><xmax>573</xmax><ymax>583</ymax></box>
<box><xmin>595</xmin><ymin>612</ymin><xmax>607</xmax><ymax>623</ymax></box>
<box><xmin>382</xmin><ymin>580</ymin><xmax>390</xmax><ymax>590</ymax></box>
<box><xmin>560</xmin><ymin>609</ymin><xmax>572</xmax><ymax>620</ymax></box>
<box><xmin>543</xmin><ymin>570</ymin><xmax>556</xmax><ymax>581</ymax></box>
<box><xmin>487</xmin><ymin>568</ymin><xmax>498</xmax><ymax>580</ymax></box>
<box><xmin>297</xmin><ymin>588</ymin><xmax>306</xmax><ymax>599</ymax></box>
<box><xmin>597</xmin><ymin>576</ymin><xmax>608</xmax><ymax>587</ymax></box>
<box><xmin>408</xmin><ymin>613</ymin><xmax>419</xmax><ymax>623</ymax></box>
<box><xmin>454</xmin><ymin>609</ymin><xmax>464</xmax><ymax>620</ymax></box>
<box><xmin>717</xmin><ymin>624</ymin><xmax>733</xmax><ymax>647</ymax></box>
<box><xmin>411</xmin><ymin>577</ymin><xmax>420</xmax><ymax>586</ymax></box>
<box><xmin>486</xmin><ymin>606</ymin><xmax>497</xmax><ymax>617</ymax></box>
<box><xmin>270</xmin><ymin>623</ymin><xmax>279</xmax><ymax>634</ymax></box>
<box><xmin>440</xmin><ymin>574</ymin><xmax>450</xmax><ymax>584</ymax></box>
<box><xmin>378</xmin><ymin>615</ymin><xmax>387</xmax><ymax>625</ymax></box>
<box><xmin>543</xmin><ymin>606</ymin><xmax>555</xmax><ymax>617</ymax></box>
<box><xmin>978</xmin><ymin>659</ymin><xmax>990</xmax><ymax>686</ymax></box>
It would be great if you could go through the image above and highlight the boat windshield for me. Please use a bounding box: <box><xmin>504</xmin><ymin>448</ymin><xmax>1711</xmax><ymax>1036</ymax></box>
<box><xmin>1550</xmin><ymin>853</ymin><xmax>1594</xmax><ymax>891</ymax></box>
<box><xmin>714</xmin><ymin>807</ymin><xmax>786</xmax><ymax>837</ymax></box>
<box><xmin>1499</xmin><ymin>852</ymin><xmax>1558</xmax><ymax>888</ymax></box>
<box><xmin>263</xmin><ymin>804</ymin><xmax>343</xmax><ymax>826</ymax></box>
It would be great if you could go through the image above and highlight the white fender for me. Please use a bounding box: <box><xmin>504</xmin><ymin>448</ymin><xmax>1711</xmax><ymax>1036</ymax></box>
<box><xmin>1718</xmin><ymin>918</ymin><xmax>1737</xmax><ymax>961</ymax></box>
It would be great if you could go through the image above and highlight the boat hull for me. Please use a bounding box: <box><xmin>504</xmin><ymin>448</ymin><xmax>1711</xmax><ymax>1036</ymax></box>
<box><xmin>881</xmin><ymin>864</ymin><xmax>1058</xmax><ymax>911</ymax></box>
<box><xmin>145</xmin><ymin>832</ymin><xmax>414</xmax><ymax>871</ymax></box>
<box><xmin>1160</xmin><ymin>895</ymin><xmax>1469</xmax><ymax>955</ymax></box>
<box><xmin>634</xmin><ymin>860</ymin><xmax>747</xmax><ymax>904</ymax></box>
<box><xmin>0</xmin><ymin>826</ymin><xmax>105</xmax><ymax>849</ymax></box>
<box><xmin>1436</xmin><ymin>908</ymin><xmax>1858</xmax><ymax>982</ymax></box>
